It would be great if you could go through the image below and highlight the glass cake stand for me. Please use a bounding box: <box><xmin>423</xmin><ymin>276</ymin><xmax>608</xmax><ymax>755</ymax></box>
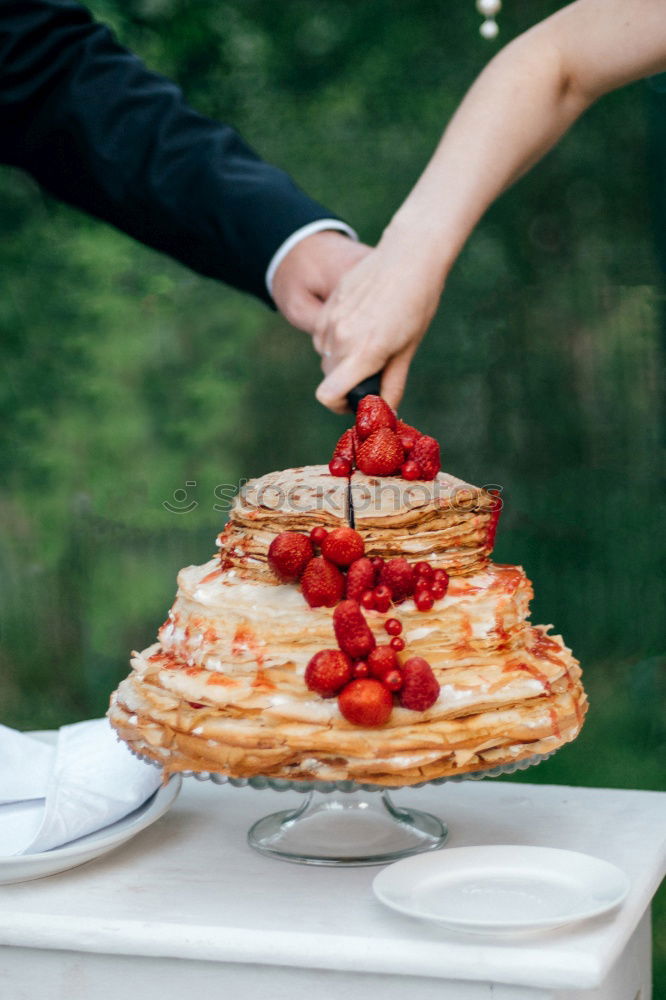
<box><xmin>176</xmin><ymin>751</ymin><xmax>555</xmax><ymax>867</ymax></box>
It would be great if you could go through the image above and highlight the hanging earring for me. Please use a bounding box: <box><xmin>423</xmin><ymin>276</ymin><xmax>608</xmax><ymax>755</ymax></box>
<box><xmin>476</xmin><ymin>0</ymin><xmax>501</xmax><ymax>39</ymax></box>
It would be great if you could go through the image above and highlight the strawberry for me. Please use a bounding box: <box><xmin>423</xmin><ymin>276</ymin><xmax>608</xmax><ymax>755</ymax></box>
<box><xmin>355</xmin><ymin>395</ymin><xmax>396</xmax><ymax>440</ymax></box>
<box><xmin>346</xmin><ymin>557</ymin><xmax>376</xmax><ymax>602</ymax></box>
<box><xmin>300</xmin><ymin>557</ymin><xmax>346</xmax><ymax>608</ymax></box>
<box><xmin>357</xmin><ymin>428</ymin><xmax>404</xmax><ymax>476</ymax></box>
<box><xmin>305</xmin><ymin>649</ymin><xmax>353</xmax><ymax>697</ymax></box>
<box><xmin>399</xmin><ymin>657</ymin><xmax>440</xmax><ymax>711</ymax></box>
<box><xmin>396</xmin><ymin>419</ymin><xmax>421</xmax><ymax>452</ymax></box>
<box><xmin>333</xmin><ymin>599</ymin><xmax>376</xmax><ymax>659</ymax></box>
<box><xmin>410</xmin><ymin>435</ymin><xmax>441</xmax><ymax>480</ymax></box>
<box><xmin>329</xmin><ymin>457</ymin><xmax>352</xmax><ymax>477</ymax></box>
<box><xmin>321</xmin><ymin>526</ymin><xmax>365</xmax><ymax>567</ymax></box>
<box><xmin>379</xmin><ymin>557</ymin><xmax>416</xmax><ymax>604</ymax></box>
<box><xmin>368</xmin><ymin>644</ymin><xmax>399</xmax><ymax>680</ymax></box>
<box><xmin>401</xmin><ymin>460</ymin><xmax>421</xmax><ymax>481</ymax></box>
<box><xmin>338</xmin><ymin>678</ymin><xmax>393</xmax><ymax>727</ymax></box>
<box><xmin>268</xmin><ymin>531</ymin><xmax>314</xmax><ymax>581</ymax></box>
<box><xmin>332</xmin><ymin>427</ymin><xmax>357</xmax><ymax>463</ymax></box>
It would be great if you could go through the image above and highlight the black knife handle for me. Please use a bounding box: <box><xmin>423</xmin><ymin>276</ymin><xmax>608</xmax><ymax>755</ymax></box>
<box><xmin>346</xmin><ymin>373</ymin><xmax>382</xmax><ymax>413</ymax></box>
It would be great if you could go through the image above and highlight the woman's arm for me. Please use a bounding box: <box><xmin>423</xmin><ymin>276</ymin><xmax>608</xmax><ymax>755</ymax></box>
<box><xmin>314</xmin><ymin>0</ymin><xmax>666</xmax><ymax>412</ymax></box>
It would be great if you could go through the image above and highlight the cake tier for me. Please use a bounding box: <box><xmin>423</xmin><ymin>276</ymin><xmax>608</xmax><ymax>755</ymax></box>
<box><xmin>218</xmin><ymin>466</ymin><xmax>496</xmax><ymax>583</ymax></box>
<box><xmin>108</xmin><ymin>560</ymin><xmax>587</xmax><ymax>786</ymax></box>
<box><xmin>350</xmin><ymin>471</ymin><xmax>496</xmax><ymax>576</ymax></box>
<box><xmin>219</xmin><ymin>465</ymin><xmax>348</xmax><ymax>583</ymax></box>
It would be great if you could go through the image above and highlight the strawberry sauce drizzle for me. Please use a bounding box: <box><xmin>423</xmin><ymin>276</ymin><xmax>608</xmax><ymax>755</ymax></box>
<box><xmin>548</xmin><ymin>707</ymin><xmax>561</xmax><ymax>738</ymax></box>
<box><xmin>505</xmin><ymin>659</ymin><xmax>552</xmax><ymax>694</ymax></box>
<box><xmin>200</xmin><ymin>566</ymin><xmax>224</xmax><ymax>584</ymax></box>
<box><xmin>232</xmin><ymin>625</ymin><xmax>275</xmax><ymax>690</ymax></box>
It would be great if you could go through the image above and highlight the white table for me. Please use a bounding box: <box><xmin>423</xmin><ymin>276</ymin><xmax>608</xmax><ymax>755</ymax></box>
<box><xmin>0</xmin><ymin>779</ymin><xmax>664</xmax><ymax>1000</ymax></box>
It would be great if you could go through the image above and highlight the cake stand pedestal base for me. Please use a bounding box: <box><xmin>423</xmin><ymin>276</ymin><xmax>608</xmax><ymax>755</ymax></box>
<box><xmin>247</xmin><ymin>789</ymin><xmax>447</xmax><ymax>866</ymax></box>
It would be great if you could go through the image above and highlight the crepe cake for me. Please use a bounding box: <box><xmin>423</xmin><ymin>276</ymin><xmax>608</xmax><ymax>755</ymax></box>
<box><xmin>108</xmin><ymin>464</ymin><xmax>587</xmax><ymax>785</ymax></box>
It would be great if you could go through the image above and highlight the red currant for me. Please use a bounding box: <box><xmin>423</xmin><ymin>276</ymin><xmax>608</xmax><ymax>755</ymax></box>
<box><xmin>373</xmin><ymin>584</ymin><xmax>392</xmax><ymax>613</ymax></box>
<box><xmin>430</xmin><ymin>580</ymin><xmax>447</xmax><ymax>600</ymax></box>
<box><xmin>415</xmin><ymin>561</ymin><xmax>433</xmax><ymax>579</ymax></box>
<box><xmin>433</xmin><ymin>568</ymin><xmax>449</xmax><ymax>585</ymax></box>
<box><xmin>361</xmin><ymin>589</ymin><xmax>376</xmax><ymax>610</ymax></box>
<box><xmin>310</xmin><ymin>526</ymin><xmax>328</xmax><ymax>546</ymax></box>
<box><xmin>401</xmin><ymin>460</ymin><xmax>421</xmax><ymax>481</ymax></box>
<box><xmin>384</xmin><ymin>669</ymin><xmax>403</xmax><ymax>692</ymax></box>
<box><xmin>390</xmin><ymin>636</ymin><xmax>405</xmax><ymax>652</ymax></box>
<box><xmin>353</xmin><ymin>661</ymin><xmax>369</xmax><ymax>679</ymax></box>
<box><xmin>415</xmin><ymin>575</ymin><xmax>431</xmax><ymax>593</ymax></box>
<box><xmin>384</xmin><ymin>618</ymin><xmax>402</xmax><ymax>636</ymax></box>
<box><xmin>415</xmin><ymin>590</ymin><xmax>434</xmax><ymax>612</ymax></box>
<box><xmin>329</xmin><ymin>457</ymin><xmax>351</xmax><ymax>477</ymax></box>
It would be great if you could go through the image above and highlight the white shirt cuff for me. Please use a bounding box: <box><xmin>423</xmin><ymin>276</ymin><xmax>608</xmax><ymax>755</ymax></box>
<box><xmin>265</xmin><ymin>219</ymin><xmax>359</xmax><ymax>297</ymax></box>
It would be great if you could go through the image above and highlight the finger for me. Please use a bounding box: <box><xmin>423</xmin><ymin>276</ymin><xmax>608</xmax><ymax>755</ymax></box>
<box><xmin>286</xmin><ymin>293</ymin><xmax>323</xmax><ymax>336</ymax></box>
<box><xmin>316</xmin><ymin>353</ymin><xmax>383</xmax><ymax>413</ymax></box>
<box><xmin>379</xmin><ymin>346</ymin><xmax>415</xmax><ymax>411</ymax></box>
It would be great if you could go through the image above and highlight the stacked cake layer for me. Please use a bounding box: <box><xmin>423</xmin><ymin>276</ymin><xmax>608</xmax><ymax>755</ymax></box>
<box><xmin>109</xmin><ymin>465</ymin><xmax>587</xmax><ymax>785</ymax></box>
<box><xmin>350</xmin><ymin>471</ymin><xmax>495</xmax><ymax>576</ymax></box>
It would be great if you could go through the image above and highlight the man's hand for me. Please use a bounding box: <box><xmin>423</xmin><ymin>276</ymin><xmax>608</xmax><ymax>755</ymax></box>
<box><xmin>312</xmin><ymin>229</ymin><xmax>445</xmax><ymax>413</ymax></box>
<box><xmin>271</xmin><ymin>230</ymin><xmax>370</xmax><ymax>336</ymax></box>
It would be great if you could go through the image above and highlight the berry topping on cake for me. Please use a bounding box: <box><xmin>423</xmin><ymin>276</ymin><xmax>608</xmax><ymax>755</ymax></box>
<box><xmin>321</xmin><ymin>527</ymin><xmax>365</xmax><ymax>567</ymax></box>
<box><xmin>357</xmin><ymin>428</ymin><xmax>404</xmax><ymax>476</ymax></box>
<box><xmin>409</xmin><ymin>435</ymin><xmax>441</xmax><ymax>480</ymax></box>
<box><xmin>360</xmin><ymin>588</ymin><xmax>376</xmax><ymax>610</ymax></box>
<box><xmin>390</xmin><ymin>635</ymin><xmax>405</xmax><ymax>652</ymax></box>
<box><xmin>379</xmin><ymin>557</ymin><xmax>416</xmax><ymax>604</ymax></box>
<box><xmin>414</xmin><ymin>589</ymin><xmax>434</xmax><ymax>612</ymax></box>
<box><xmin>326</xmin><ymin>396</ymin><xmax>442</xmax><ymax>481</ymax></box>
<box><xmin>328</xmin><ymin>456</ymin><xmax>352</xmax><ymax>477</ymax></box>
<box><xmin>384</xmin><ymin>617</ymin><xmax>402</xmax><ymax>636</ymax></box>
<box><xmin>368</xmin><ymin>644</ymin><xmax>399</xmax><ymax>679</ymax></box>
<box><xmin>415</xmin><ymin>561</ymin><xmax>433</xmax><ymax>579</ymax></box>
<box><xmin>300</xmin><ymin>557</ymin><xmax>346</xmax><ymax>608</ymax></box>
<box><xmin>353</xmin><ymin>660</ymin><xmax>369</xmax><ymax>678</ymax></box>
<box><xmin>400</xmin><ymin>459</ymin><xmax>422</xmax><ymax>480</ymax></box>
<box><xmin>372</xmin><ymin>584</ymin><xmax>392</xmax><ymax>613</ymax></box>
<box><xmin>267</xmin><ymin>532</ymin><xmax>314</xmax><ymax>581</ymax></box>
<box><xmin>333</xmin><ymin>599</ymin><xmax>376</xmax><ymax>659</ymax></box>
<box><xmin>310</xmin><ymin>526</ymin><xmax>328</xmax><ymax>547</ymax></box>
<box><xmin>305</xmin><ymin>649</ymin><xmax>353</xmax><ymax>697</ymax></box>
<box><xmin>355</xmin><ymin>394</ymin><xmax>397</xmax><ymax>440</ymax></box>
<box><xmin>384</xmin><ymin>669</ymin><xmax>403</xmax><ymax>692</ymax></box>
<box><xmin>399</xmin><ymin>657</ymin><xmax>440</xmax><ymax>711</ymax></box>
<box><xmin>332</xmin><ymin>427</ymin><xmax>357</xmax><ymax>462</ymax></box>
<box><xmin>338</xmin><ymin>678</ymin><xmax>393</xmax><ymax>727</ymax></box>
<box><xmin>346</xmin><ymin>557</ymin><xmax>376</xmax><ymax>602</ymax></box>
<box><xmin>396</xmin><ymin>419</ymin><xmax>421</xmax><ymax>451</ymax></box>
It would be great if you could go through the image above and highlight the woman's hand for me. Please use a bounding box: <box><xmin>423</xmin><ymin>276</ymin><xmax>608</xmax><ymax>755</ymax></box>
<box><xmin>313</xmin><ymin>227</ymin><xmax>446</xmax><ymax>413</ymax></box>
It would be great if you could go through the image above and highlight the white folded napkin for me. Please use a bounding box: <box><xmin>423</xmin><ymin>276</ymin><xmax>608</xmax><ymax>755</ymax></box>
<box><xmin>0</xmin><ymin>718</ymin><xmax>163</xmax><ymax>856</ymax></box>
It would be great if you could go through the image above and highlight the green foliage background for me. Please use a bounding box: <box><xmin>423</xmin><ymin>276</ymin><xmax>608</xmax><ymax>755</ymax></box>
<box><xmin>1</xmin><ymin>0</ymin><xmax>664</xmax><ymax>984</ymax></box>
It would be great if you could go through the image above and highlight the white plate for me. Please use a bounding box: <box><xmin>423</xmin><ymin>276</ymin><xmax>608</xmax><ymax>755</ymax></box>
<box><xmin>373</xmin><ymin>846</ymin><xmax>630</xmax><ymax>934</ymax></box>
<box><xmin>0</xmin><ymin>731</ymin><xmax>181</xmax><ymax>885</ymax></box>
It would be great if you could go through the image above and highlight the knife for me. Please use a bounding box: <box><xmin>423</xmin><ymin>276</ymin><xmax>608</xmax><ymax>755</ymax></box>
<box><xmin>346</xmin><ymin>372</ymin><xmax>382</xmax><ymax>413</ymax></box>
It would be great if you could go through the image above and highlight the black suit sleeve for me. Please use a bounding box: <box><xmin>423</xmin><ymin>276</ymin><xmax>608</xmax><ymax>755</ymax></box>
<box><xmin>0</xmin><ymin>0</ymin><xmax>340</xmax><ymax>303</ymax></box>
